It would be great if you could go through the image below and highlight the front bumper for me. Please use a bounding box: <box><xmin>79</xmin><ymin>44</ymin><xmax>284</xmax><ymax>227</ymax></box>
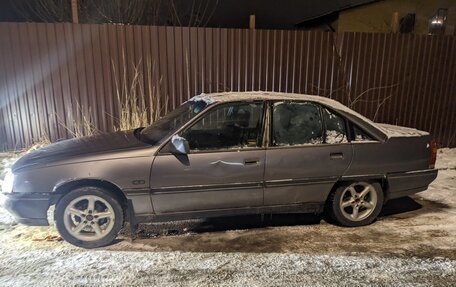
<box><xmin>2</xmin><ymin>193</ymin><xmax>59</xmax><ymax>226</ymax></box>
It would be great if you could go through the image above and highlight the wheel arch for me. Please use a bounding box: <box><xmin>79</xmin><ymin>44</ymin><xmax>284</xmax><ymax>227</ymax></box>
<box><xmin>53</xmin><ymin>179</ymin><xmax>128</xmax><ymax>208</ymax></box>
<box><xmin>330</xmin><ymin>175</ymin><xmax>389</xmax><ymax>204</ymax></box>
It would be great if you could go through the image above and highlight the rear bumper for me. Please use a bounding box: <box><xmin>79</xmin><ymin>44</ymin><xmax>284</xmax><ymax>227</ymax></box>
<box><xmin>2</xmin><ymin>193</ymin><xmax>59</xmax><ymax>226</ymax></box>
<box><xmin>387</xmin><ymin>169</ymin><xmax>438</xmax><ymax>200</ymax></box>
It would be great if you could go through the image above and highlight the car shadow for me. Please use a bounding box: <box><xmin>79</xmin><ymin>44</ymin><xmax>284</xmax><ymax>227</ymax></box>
<box><xmin>190</xmin><ymin>213</ymin><xmax>322</xmax><ymax>233</ymax></box>
<box><xmin>379</xmin><ymin>196</ymin><xmax>451</xmax><ymax>218</ymax></box>
<box><xmin>379</xmin><ymin>196</ymin><xmax>423</xmax><ymax>217</ymax></box>
<box><xmin>128</xmin><ymin>213</ymin><xmax>322</xmax><ymax>239</ymax></box>
<box><xmin>121</xmin><ymin>196</ymin><xmax>450</xmax><ymax>240</ymax></box>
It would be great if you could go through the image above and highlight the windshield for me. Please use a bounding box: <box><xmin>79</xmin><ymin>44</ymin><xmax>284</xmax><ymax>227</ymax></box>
<box><xmin>140</xmin><ymin>100</ymin><xmax>209</xmax><ymax>145</ymax></box>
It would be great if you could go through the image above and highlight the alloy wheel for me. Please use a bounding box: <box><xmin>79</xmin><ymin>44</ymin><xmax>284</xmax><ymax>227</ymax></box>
<box><xmin>63</xmin><ymin>195</ymin><xmax>116</xmax><ymax>241</ymax></box>
<box><xmin>339</xmin><ymin>182</ymin><xmax>378</xmax><ymax>222</ymax></box>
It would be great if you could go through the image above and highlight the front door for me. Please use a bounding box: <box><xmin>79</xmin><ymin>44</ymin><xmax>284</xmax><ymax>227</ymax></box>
<box><xmin>264</xmin><ymin>101</ymin><xmax>353</xmax><ymax>206</ymax></box>
<box><xmin>150</xmin><ymin>101</ymin><xmax>266</xmax><ymax>213</ymax></box>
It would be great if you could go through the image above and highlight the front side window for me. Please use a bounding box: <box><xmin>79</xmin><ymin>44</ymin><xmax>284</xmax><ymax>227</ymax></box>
<box><xmin>182</xmin><ymin>102</ymin><xmax>264</xmax><ymax>151</ymax></box>
<box><xmin>272</xmin><ymin>102</ymin><xmax>323</xmax><ymax>146</ymax></box>
<box><xmin>140</xmin><ymin>100</ymin><xmax>208</xmax><ymax>145</ymax></box>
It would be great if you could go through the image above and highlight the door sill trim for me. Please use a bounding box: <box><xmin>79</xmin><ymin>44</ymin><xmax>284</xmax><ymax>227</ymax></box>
<box><xmin>135</xmin><ymin>203</ymin><xmax>324</xmax><ymax>223</ymax></box>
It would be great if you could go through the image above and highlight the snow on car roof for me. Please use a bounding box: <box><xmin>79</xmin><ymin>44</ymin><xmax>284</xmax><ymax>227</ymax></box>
<box><xmin>206</xmin><ymin>91</ymin><xmax>339</xmax><ymax>104</ymax></box>
<box><xmin>191</xmin><ymin>91</ymin><xmax>429</xmax><ymax>139</ymax></box>
<box><xmin>203</xmin><ymin>91</ymin><xmax>379</xmax><ymax>125</ymax></box>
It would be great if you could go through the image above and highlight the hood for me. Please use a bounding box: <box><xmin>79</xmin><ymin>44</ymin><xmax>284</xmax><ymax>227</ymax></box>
<box><xmin>376</xmin><ymin>123</ymin><xmax>430</xmax><ymax>138</ymax></box>
<box><xmin>12</xmin><ymin>129</ymin><xmax>151</xmax><ymax>172</ymax></box>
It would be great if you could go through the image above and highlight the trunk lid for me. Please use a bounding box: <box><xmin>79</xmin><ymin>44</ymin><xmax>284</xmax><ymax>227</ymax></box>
<box><xmin>376</xmin><ymin>123</ymin><xmax>429</xmax><ymax>138</ymax></box>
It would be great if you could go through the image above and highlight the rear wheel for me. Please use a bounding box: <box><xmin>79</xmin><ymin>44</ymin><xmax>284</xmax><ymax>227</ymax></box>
<box><xmin>326</xmin><ymin>181</ymin><xmax>383</xmax><ymax>227</ymax></box>
<box><xmin>55</xmin><ymin>187</ymin><xmax>124</xmax><ymax>248</ymax></box>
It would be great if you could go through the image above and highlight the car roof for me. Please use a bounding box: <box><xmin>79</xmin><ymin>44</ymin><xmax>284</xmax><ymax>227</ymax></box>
<box><xmin>207</xmin><ymin>91</ymin><xmax>341</xmax><ymax>105</ymax></box>
<box><xmin>190</xmin><ymin>92</ymin><xmax>427</xmax><ymax>141</ymax></box>
<box><xmin>199</xmin><ymin>91</ymin><xmax>388</xmax><ymax>141</ymax></box>
<box><xmin>205</xmin><ymin>91</ymin><xmax>369</xmax><ymax>123</ymax></box>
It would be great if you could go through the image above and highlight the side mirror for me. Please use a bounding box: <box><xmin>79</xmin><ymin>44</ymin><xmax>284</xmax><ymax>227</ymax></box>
<box><xmin>169</xmin><ymin>135</ymin><xmax>190</xmax><ymax>155</ymax></box>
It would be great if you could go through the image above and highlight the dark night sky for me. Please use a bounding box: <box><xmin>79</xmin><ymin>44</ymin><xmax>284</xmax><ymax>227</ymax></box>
<box><xmin>0</xmin><ymin>1</ymin><xmax>22</xmax><ymax>22</ymax></box>
<box><xmin>0</xmin><ymin>0</ymin><xmax>377</xmax><ymax>28</ymax></box>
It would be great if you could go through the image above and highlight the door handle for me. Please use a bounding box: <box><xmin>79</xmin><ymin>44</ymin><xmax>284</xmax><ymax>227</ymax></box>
<box><xmin>210</xmin><ymin>160</ymin><xmax>244</xmax><ymax>166</ymax></box>
<box><xmin>244</xmin><ymin>158</ymin><xmax>260</xmax><ymax>165</ymax></box>
<box><xmin>330</xmin><ymin>152</ymin><xmax>344</xmax><ymax>160</ymax></box>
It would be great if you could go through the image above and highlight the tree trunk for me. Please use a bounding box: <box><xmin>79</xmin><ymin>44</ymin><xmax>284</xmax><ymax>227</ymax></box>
<box><xmin>71</xmin><ymin>0</ymin><xmax>79</xmax><ymax>23</ymax></box>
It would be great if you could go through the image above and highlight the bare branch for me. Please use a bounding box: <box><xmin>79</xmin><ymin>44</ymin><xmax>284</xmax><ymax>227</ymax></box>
<box><xmin>373</xmin><ymin>94</ymin><xmax>394</xmax><ymax>121</ymax></box>
<box><xmin>203</xmin><ymin>0</ymin><xmax>219</xmax><ymax>27</ymax></box>
<box><xmin>349</xmin><ymin>82</ymin><xmax>400</xmax><ymax>108</ymax></box>
<box><xmin>169</xmin><ymin>0</ymin><xmax>182</xmax><ymax>26</ymax></box>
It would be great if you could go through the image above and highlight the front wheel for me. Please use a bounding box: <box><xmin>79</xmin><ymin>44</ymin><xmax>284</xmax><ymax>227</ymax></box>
<box><xmin>55</xmin><ymin>187</ymin><xmax>124</xmax><ymax>248</ymax></box>
<box><xmin>326</xmin><ymin>181</ymin><xmax>383</xmax><ymax>227</ymax></box>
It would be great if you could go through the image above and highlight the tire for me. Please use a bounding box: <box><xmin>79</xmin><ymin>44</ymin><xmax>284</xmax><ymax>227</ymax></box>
<box><xmin>325</xmin><ymin>181</ymin><xmax>383</xmax><ymax>227</ymax></box>
<box><xmin>55</xmin><ymin>186</ymin><xmax>124</xmax><ymax>248</ymax></box>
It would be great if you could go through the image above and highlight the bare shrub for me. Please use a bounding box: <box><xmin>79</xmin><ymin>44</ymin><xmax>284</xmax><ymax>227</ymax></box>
<box><xmin>56</xmin><ymin>102</ymin><xmax>98</xmax><ymax>138</ymax></box>
<box><xmin>113</xmin><ymin>56</ymin><xmax>167</xmax><ymax>131</ymax></box>
<box><xmin>23</xmin><ymin>55</ymin><xmax>167</xmax><ymax>151</ymax></box>
<box><xmin>25</xmin><ymin>134</ymin><xmax>51</xmax><ymax>153</ymax></box>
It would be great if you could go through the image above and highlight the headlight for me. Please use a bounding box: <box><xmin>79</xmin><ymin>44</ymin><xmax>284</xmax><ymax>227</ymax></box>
<box><xmin>1</xmin><ymin>169</ymin><xmax>14</xmax><ymax>194</ymax></box>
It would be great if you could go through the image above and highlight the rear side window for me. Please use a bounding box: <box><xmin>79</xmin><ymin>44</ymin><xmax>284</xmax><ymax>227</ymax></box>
<box><xmin>272</xmin><ymin>102</ymin><xmax>323</xmax><ymax>146</ymax></box>
<box><xmin>353</xmin><ymin>125</ymin><xmax>374</xmax><ymax>141</ymax></box>
<box><xmin>322</xmin><ymin>108</ymin><xmax>348</xmax><ymax>144</ymax></box>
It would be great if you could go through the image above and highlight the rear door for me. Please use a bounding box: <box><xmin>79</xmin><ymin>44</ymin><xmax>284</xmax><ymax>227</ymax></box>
<box><xmin>264</xmin><ymin>101</ymin><xmax>353</xmax><ymax>206</ymax></box>
<box><xmin>150</xmin><ymin>101</ymin><xmax>266</xmax><ymax>213</ymax></box>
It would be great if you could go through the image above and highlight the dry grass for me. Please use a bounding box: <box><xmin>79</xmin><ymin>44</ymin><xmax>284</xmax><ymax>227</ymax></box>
<box><xmin>25</xmin><ymin>103</ymin><xmax>97</xmax><ymax>152</ymax></box>
<box><xmin>54</xmin><ymin>102</ymin><xmax>98</xmax><ymax>140</ymax></box>
<box><xmin>18</xmin><ymin>55</ymin><xmax>168</xmax><ymax>151</ymax></box>
<box><xmin>67</xmin><ymin>103</ymin><xmax>98</xmax><ymax>138</ymax></box>
<box><xmin>114</xmin><ymin>56</ymin><xmax>168</xmax><ymax>131</ymax></box>
<box><xmin>25</xmin><ymin>135</ymin><xmax>51</xmax><ymax>152</ymax></box>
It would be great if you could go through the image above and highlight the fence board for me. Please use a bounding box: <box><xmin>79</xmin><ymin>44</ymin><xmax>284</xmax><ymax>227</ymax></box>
<box><xmin>0</xmin><ymin>22</ymin><xmax>455</xmax><ymax>149</ymax></box>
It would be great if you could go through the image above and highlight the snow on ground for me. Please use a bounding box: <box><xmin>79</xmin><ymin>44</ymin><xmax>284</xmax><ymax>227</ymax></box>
<box><xmin>0</xmin><ymin>247</ymin><xmax>454</xmax><ymax>287</ymax></box>
<box><xmin>436</xmin><ymin>148</ymin><xmax>456</xmax><ymax>170</ymax></box>
<box><xmin>0</xmin><ymin>153</ymin><xmax>19</xmax><ymax>225</ymax></box>
<box><xmin>0</xmin><ymin>149</ymin><xmax>455</xmax><ymax>286</ymax></box>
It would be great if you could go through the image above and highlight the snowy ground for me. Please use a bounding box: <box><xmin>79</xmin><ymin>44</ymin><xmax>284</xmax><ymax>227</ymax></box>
<box><xmin>0</xmin><ymin>149</ymin><xmax>455</xmax><ymax>286</ymax></box>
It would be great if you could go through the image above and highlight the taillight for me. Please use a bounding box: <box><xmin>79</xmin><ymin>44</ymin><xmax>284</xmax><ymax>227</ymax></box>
<box><xmin>429</xmin><ymin>139</ymin><xmax>437</xmax><ymax>169</ymax></box>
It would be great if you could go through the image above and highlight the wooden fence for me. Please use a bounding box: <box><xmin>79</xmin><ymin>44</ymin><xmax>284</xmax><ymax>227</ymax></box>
<box><xmin>0</xmin><ymin>22</ymin><xmax>455</xmax><ymax>150</ymax></box>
